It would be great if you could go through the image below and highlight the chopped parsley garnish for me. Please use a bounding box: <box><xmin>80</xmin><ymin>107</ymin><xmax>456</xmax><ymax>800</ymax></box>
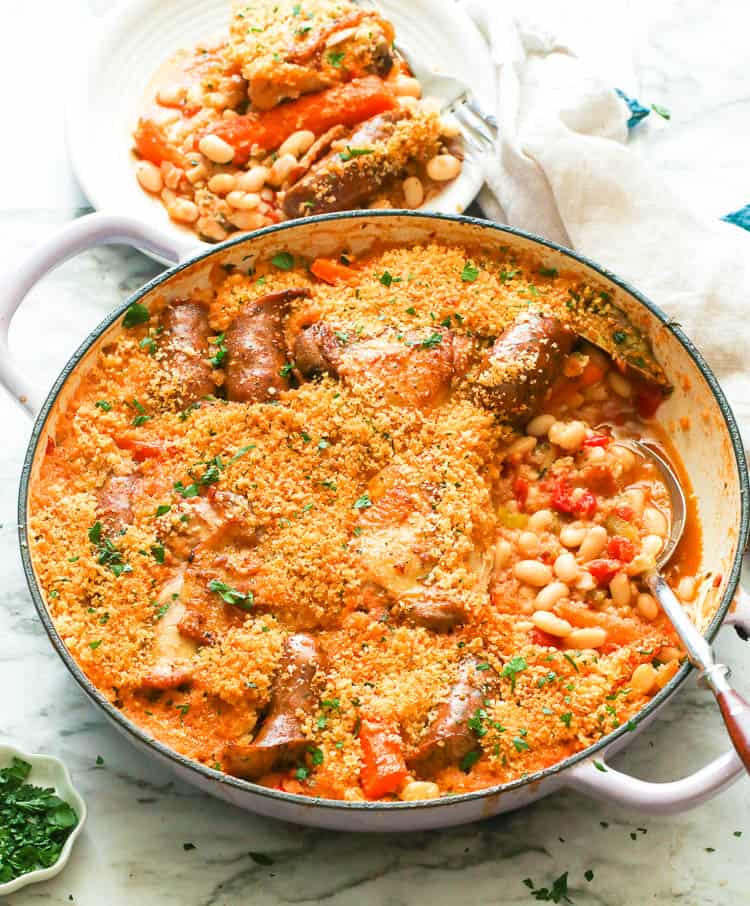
<box><xmin>295</xmin><ymin>765</ymin><xmax>309</xmax><ymax>780</ymax></box>
<box><xmin>500</xmin><ymin>655</ymin><xmax>528</xmax><ymax>690</ymax></box>
<box><xmin>309</xmin><ymin>747</ymin><xmax>324</xmax><ymax>766</ymax></box>
<box><xmin>279</xmin><ymin>361</ymin><xmax>294</xmax><ymax>377</ymax></box>
<box><xmin>327</xmin><ymin>50</ymin><xmax>345</xmax><ymax>67</ymax></box>
<box><xmin>292</xmin><ymin>2</ymin><xmax>301</xmax><ymax>13</ymax></box>
<box><xmin>651</xmin><ymin>103</ymin><xmax>671</xmax><ymax>120</ymax></box>
<box><xmin>562</xmin><ymin>652</ymin><xmax>580</xmax><ymax>673</ymax></box>
<box><xmin>89</xmin><ymin>640</ymin><xmax>102</xmax><ymax>650</ymax></box>
<box><xmin>584</xmin><ymin>869</ymin><xmax>594</xmax><ymax>882</ymax></box>
<box><xmin>612</xmin><ymin>330</ymin><xmax>627</xmax><ymax>345</ymax></box>
<box><xmin>0</xmin><ymin>758</ymin><xmax>79</xmax><ymax>883</ymax></box>
<box><xmin>209</xmin><ymin>333</ymin><xmax>227</xmax><ymax>367</ymax></box>
<box><xmin>228</xmin><ymin>444</ymin><xmax>256</xmax><ymax>465</ymax></box>
<box><xmin>174</xmin><ymin>480</ymin><xmax>199</xmax><ymax>498</ymax></box>
<box><xmin>123</xmin><ymin>302</ymin><xmax>150</xmax><ymax>328</ymax></box>
<box><xmin>88</xmin><ymin>522</ymin><xmax>131</xmax><ymax>577</ymax></box>
<box><xmin>208</xmin><ymin>579</ymin><xmax>254</xmax><ymax>610</ymax></box>
<box><xmin>271</xmin><ymin>251</ymin><xmax>294</xmax><ymax>271</ymax></box>
<box><xmin>468</xmin><ymin>708</ymin><xmax>488</xmax><ymax>738</ymax></box>
<box><xmin>459</xmin><ymin>749</ymin><xmax>481</xmax><ymax>773</ymax></box>
<box><xmin>94</xmin><ymin>400</ymin><xmax>112</xmax><ymax>411</ymax></box>
<box><xmin>522</xmin><ymin>872</ymin><xmax>571</xmax><ymax>903</ymax></box>
<box><xmin>95</xmin><ymin>755</ymin><xmax>104</xmax><ymax>766</ymax></box>
<box><xmin>353</xmin><ymin>494</ymin><xmax>372</xmax><ymax>510</ymax></box>
<box><xmin>339</xmin><ymin>146</ymin><xmax>375</xmax><ymax>162</ymax></box>
<box><xmin>150</xmin><ymin>543</ymin><xmax>165</xmax><ymax>564</ymax></box>
<box><xmin>420</xmin><ymin>331</ymin><xmax>443</xmax><ymax>349</ymax></box>
<box><xmin>405</xmin><ymin>306</ymin><xmax>416</xmax><ymax>315</ymax></box>
<box><xmin>539</xmin><ymin>266</ymin><xmax>559</xmax><ymax>278</ymax></box>
<box><xmin>379</xmin><ymin>270</ymin><xmax>400</xmax><ymax>287</ymax></box>
<box><xmin>559</xmin><ymin>712</ymin><xmax>572</xmax><ymax>727</ymax></box>
<box><xmin>461</xmin><ymin>261</ymin><xmax>479</xmax><ymax>282</ymax></box>
<box><xmin>512</xmin><ymin>736</ymin><xmax>530</xmax><ymax>752</ymax></box>
<box><xmin>154</xmin><ymin>504</ymin><xmax>171</xmax><ymax>517</ymax></box>
<box><xmin>593</xmin><ymin>760</ymin><xmax>607</xmax><ymax>772</ymax></box>
<box><xmin>249</xmin><ymin>852</ymin><xmax>275</xmax><ymax>865</ymax></box>
<box><xmin>537</xmin><ymin>671</ymin><xmax>558</xmax><ymax>688</ymax></box>
<box><xmin>317</xmin><ymin>437</ymin><xmax>330</xmax><ymax>450</ymax></box>
<box><xmin>321</xmin><ymin>698</ymin><xmax>340</xmax><ymax>710</ymax></box>
<box><xmin>139</xmin><ymin>336</ymin><xmax>157</xmax><ymax>355</ymax></box>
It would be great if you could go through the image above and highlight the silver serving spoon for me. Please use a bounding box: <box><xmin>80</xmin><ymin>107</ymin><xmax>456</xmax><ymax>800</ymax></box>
<box><xmin>632</xmin><ymin>440</ymin><xmax>750</xmax><ymax>772</ymax></box>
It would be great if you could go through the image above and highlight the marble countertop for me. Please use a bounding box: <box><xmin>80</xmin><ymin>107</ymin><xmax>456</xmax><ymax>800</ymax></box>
<box><xmin>1</xmin><ymin>1</ymin><xmax>749</xmax><ymax>903</ymax></box>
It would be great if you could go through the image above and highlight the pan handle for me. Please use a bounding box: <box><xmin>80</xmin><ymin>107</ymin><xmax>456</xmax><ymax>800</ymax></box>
<box><xmin>566</xmin><ymin>599</ymin><xmax>750</xmax><ymax>813</ymax></box>
<box><xmin>0</xmin><ymin>212</ymin><xmax>196</xmax><ymax>417</ymax></box>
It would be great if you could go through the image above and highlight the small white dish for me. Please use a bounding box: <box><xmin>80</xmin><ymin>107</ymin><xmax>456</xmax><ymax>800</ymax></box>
<box><xmin>66</xmin><ymin>0</ymin><xmax>496</xmax><ymax>264</ymax></box>
<box><xmin>0</xmin><ymin>743</ymin><xmax>86</xmax><ymax>896</ymax></box>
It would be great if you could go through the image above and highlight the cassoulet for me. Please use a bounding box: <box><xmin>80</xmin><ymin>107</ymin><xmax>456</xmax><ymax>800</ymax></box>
<box><xmin>29</xmin><ymin>240</ymin><xmax>700</xmax><ymax>802</ymax></box>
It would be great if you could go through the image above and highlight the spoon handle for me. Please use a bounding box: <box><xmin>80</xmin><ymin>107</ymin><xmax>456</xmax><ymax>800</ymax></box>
<box><xmin>703</xmin><ymin>666</ymin><xmax>750</xmax><ymax>774</ymax></box>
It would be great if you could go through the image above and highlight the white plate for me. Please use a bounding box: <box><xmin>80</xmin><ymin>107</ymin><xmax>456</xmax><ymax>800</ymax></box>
<box><xmin>66</xmin><ymin>0</ymin><xmax>495</xmax><ymax>264</ymax></box>
<box><xmin>0</xmin><ymin>743</ymin><xmax>87</xmax><ymax>895</ymax></box>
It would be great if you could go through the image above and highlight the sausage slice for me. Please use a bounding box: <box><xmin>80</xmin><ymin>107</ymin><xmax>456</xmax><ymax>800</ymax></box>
<box><xmin>224</xmin><ymin>633</ymin><xmax>322</xmax><ymax>779</ymax></box>
<box><xmin>470</xmin><ymin>313</ymin><xmax>574</xmax><ymax>424</ymax></box>
<box><xmin>282</xmin><ymin>109</ymin><xmax>438</xmax><ymax>218</ymax></box>
<box><xmin>225</xmin><ymin>288</ymin><xmax>310</xmax><ymax>403</ymax></box>
<box><xmin>409</xmin><ymin>658</ymin><xmax>494</xmax><ymax>776</ymax></box>
<box><xmin>400</xmin><ymin>592</ymin><xmax>467</xmax><ymax>632</ymax></box>
<box><xmin>161</xmin><ymin>301</ymin><xmax>215</xmax><ymax>407</ymax></box>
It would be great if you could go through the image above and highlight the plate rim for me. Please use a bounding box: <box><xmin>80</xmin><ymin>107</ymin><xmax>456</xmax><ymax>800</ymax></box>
<box><xmin>65</xmin><ymin>0</ymin><xmax>497</xmax><ymax>264</ymax></box>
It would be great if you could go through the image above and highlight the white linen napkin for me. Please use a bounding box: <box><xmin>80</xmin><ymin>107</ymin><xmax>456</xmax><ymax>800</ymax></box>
<box><xmin>462</xmin><ymin>0</ymin><xmax>750</xmax><ymax>441</ymax></box>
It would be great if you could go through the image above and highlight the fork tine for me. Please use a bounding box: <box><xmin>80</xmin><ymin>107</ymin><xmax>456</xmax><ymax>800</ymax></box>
<box><xmin>453</xmin><ymin>103</ymin><xmax>496</xmax><ymax>148</ymax></box>
<box><xmin>464</xmin><ymin>96</ymin><xmax>499</xmax><ymax>132</ymax></box>
<box><xmin>452</xmin><ymin>104</ymin><xmax>495</xmax><ymax>153</ymax></box>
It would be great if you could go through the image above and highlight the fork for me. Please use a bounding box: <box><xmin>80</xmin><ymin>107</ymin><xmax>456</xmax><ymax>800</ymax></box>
<box><xmin>353</xmin><ymin>0</ymin><xmax>498</xmax><ymax>153</ymax></box>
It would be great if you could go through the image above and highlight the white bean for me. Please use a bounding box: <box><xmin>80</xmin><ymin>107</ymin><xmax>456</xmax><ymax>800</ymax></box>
<box><xmin>393</xmin><ymin>76</ymin><xmax>422</xmax><ymax>98</ymax></box>
<box><xmin>136</xmin><ymin>160</ymin><xmax>163</xmax><ymax>194</ymax></box>
<box><xmin>162</xmin><ymin>164</ymin><xmax>184</xmax><ymax>190</ymax></box>
<box><xmin>402</xmin><ymin>176</ymin><xmax>424</xmax><ymax>209</ymax></box>
<box><xmin>609</xmin><ymin>572</ymin><xmax>631</xmax><ymax>607</ymax></box>
<box><xmin>627</xmin><ymin>553</ymin><xmax>656</xmax><ymax>576</ymax></box>
<box><xmin>532</xmin><ymin>610</ymin><xmax>573</xmax><ymax>637</ymax></box>
<box><xmin>267</xmin><ymin>153</ymin><xmax>298</xmax><ymax>186</ymax></box>
<box><xmin>167</xmin><ymin>198</ymin><xmax>199</xmax><ymax>224</ymax></box>
<box><xmin>508</xmin><ymin>435</ymin><xmax>537</xmax><ymax>457</ymax></box>
<box><xmin>208</xmin><ymin>173</ymin><xmax>236</xmax><ymax>195</ymax></box>
<box><xmin>518</xmin><ymin>531</ymin><xmax>540</xmax><ymax>557</ymax></box>
<box><xmin>548</xmin><ymin>420</ymin><xmax>586</xmax><ymax>451</ymax></box>
<box><xmin>641</xmin><ymin>534</ymin><xmax>664</xmax><ymax>558</ymax></box>
<box><xmin>526</xmin><ymin>414</ymin><xmax>555</xmax><ymax>437</ymax></box>
<box><xmin>494</xmin><ymin>538</ymin><xmax>512</xmax><ymax>571</ymax></box>
<box><xmin>636</xmin><ymin>593</ymin><xmax>659</xmax><ymax>620</ymax></box>
<box><xmin>610</xmin><ymin>444</ymin><xmax>636</xmax><ymax>471</ymax></box>
<box><xmin>631</xmin><ymin>663</ymin><xmax>656</xmax><ymax>694</ymax></box>
<box><xmin>228</xmin><ymin>210</ymin><xmax>266</xmax><ymax>231</ymax></box>
<box><xmin>157</xmin><ymin>83</ymin><xmax>186</xmax><ymax>106</ymax></box>
<box><xmin>226</xmin><ymin>190</ymin><xmax>261</xmax><ymax>210</ymax></box>
<box><xmin>623</xmin><ymin>486</ymin><xmax>646</xmax><ymax>516</ymax></box>
<box><xmin>237</xmin><ymin>166</ymin><xmax>270</xmax><ymax>192</ymax></box>
<box><xmin>643</xmin><ymin>506</ymin><xmax>668</xmax><ymax>537</ymax></box>
<box><xmin>677</xmin><ymin>576</ymin><xmax>696</xmax><ymax>602</ymax></box>
<box><xmin>401</xmin><ymin>780</ymin><xmax>440</xmax><ymax>801</ymax></box>
<box><xmin>607</xmin><ymin>370</ymin><xmax>632</xmax><ymax>398</ymax></box>
<box><xmin>185</xmin><ymin>162</ymin><xmax>207</xmax><ymax>184</ymax></box>
<box><xmin>566</xmin><ymin>626</ymin><xmax>607</xmax><ymax>649</ymax></box>
<box><xmin>279</xmin><ymin>130</ymin><xmax>316</xmax><ymax>158</ymax></box>
<box><xmin>528</xmin><ymin>509</ymin><xmax>553</xmax><ymax>532</ymax></box>
<box><xmin>578</xmin><ymin>525</ymin><xmax>607</xmax><ymax>561</ymax></box>
<box><xmin>535</xmin><ymin>581</ymin><xmax>569</xmax><ymax>611</ymax></box>
<box><xmin>554</xmin><ymin>552</ymin><xmax>580</xmax><ymax>583</ymax></box>
<box><xmin>560</xmin><ymin>523</ymin><xmax>586</xmax><ymax>548</ymax></box>
<box><xmin>198</xmin><ymin>134</ymin><xmax>235</xmax><ymax>164</ymax></box>
<box><xmin>514</xmin><ymin>560</ymin><xmax>553</xmax><ymax>587</ymax></box>
<box><xmin>426</xmin><ymin>154</ymin><xmax>462</xmax><ymax>182</ymax></box>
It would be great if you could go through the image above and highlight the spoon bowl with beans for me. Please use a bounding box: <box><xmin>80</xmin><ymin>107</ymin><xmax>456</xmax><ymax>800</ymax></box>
<box><xmin>631</xmin><ymin>440</ymin><xmax>750</xmax><ymax>773</ymax></box>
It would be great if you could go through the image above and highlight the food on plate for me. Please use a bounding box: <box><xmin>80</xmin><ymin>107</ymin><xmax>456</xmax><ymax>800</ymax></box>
<box><xmin>30</xmin><ymin>239</ymin><xmax>702</xmax><ymax>802</ymax></box>
<box><xmin>132</xmin><ymin>0</ymin><xmax>463</xmax><ymax>241</ymax></box>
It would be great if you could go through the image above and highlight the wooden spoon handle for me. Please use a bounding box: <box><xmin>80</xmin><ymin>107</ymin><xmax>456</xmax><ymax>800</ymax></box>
<box><xmin>714</xmin><ymin>687</ymin><xmax>750</xmax><ymax>774</ymax></box>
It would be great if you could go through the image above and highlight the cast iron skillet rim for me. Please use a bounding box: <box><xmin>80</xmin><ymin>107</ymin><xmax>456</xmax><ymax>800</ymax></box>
<box><xmin>17</xmin><ymin>209</ymin><xmax>750</xmax><ymax>814</ymax></box>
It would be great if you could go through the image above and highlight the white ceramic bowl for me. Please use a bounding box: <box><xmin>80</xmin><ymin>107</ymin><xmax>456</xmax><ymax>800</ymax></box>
<box><xmin>66</xmin><ymin>0</ymin><xmax>496</xmax><ymax>264</ymax></box>
<box><xmin>0</xmin><ymin>743</ymin><xmax>86</xmax><ymax>896</ymax></box>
